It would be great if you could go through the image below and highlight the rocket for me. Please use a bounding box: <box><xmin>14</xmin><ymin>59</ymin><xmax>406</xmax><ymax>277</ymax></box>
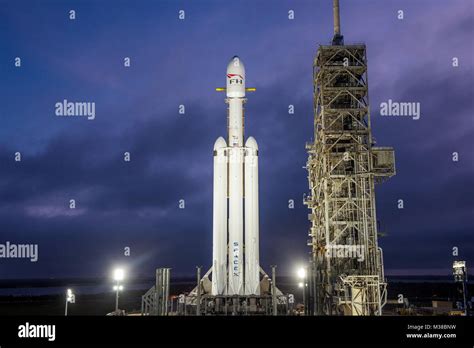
<box><xmin>212</xmin><ymin>56</ymin><xmax>260</xmax><ymax>296</ymax></box>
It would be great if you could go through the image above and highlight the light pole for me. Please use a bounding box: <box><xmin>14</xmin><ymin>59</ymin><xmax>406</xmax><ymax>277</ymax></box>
<box><xmin>453</xmin><ymin>261</ymin><xmax>469</xmax><ymax>316</ymax></box>
<box><xmin>297</xmin><ymin>267</ymin><xmax>307</xmax><ymax>315</ymax></box>
<box><xmin>113</xmin><ymin>268</ymin><xmax>125</xmax><ymax>313</ymax></box>
<box><xmin>65</xmin><ymin>288</ymin><xmax>75</xmax><ymax>316</ymax></box>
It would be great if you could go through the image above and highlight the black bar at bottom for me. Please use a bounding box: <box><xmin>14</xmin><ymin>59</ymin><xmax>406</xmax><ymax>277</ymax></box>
<box><xmin>0</xmin><ymin>316</ymin><xmax>472</xmax><ymax>346</ymax></box>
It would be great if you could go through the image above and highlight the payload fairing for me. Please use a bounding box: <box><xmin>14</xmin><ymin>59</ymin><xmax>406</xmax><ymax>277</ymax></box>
<box><xmin>212</xmin><ymin>56</ymin><xmax>260</xmax><ymax>296</ymax></box>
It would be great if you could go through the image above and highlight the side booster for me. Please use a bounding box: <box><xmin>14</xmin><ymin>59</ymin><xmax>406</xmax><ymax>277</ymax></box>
<box><xmin>212</xmin><ymin>56</ymin><xmax>260</xmax><ymax>296</ymax></box>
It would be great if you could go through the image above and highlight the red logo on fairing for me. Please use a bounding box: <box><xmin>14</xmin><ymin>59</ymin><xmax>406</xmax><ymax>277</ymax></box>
<box><xmin>227</xmin><ymin>73</ymin><xmax>243</xmax><ymax>79</ymax></box>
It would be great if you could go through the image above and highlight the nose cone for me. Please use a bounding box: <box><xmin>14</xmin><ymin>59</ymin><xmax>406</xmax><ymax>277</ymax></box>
<box><xmin>226</xmin><ymin>56</ymin><xmax>245</xmax><ymax>98</ymax></box>
<box><xmin>227</xmin><ymin>56</ymin><xmax>245</xmax><ymax>77</ymax></box>
<box><xmin>213</xmin><ymin>136</ymin><xmax>227</xmax><ymax>150</ymax></box>
<box><xmin>245</xmin><ymin>136</ymin><xmax>258</xmax><ymax>150</ymax></box>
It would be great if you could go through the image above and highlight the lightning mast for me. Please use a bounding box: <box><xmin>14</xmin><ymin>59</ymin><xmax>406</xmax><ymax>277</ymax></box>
<box><xmin>304</xmin><ymin>0</ymin><xmax>395</xmax><ymax>315</ymax></box>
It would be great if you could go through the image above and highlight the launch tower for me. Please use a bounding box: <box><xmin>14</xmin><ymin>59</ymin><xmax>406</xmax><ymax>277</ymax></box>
<box><xmin>304</xmin><ymin>0</ymin><xmax>395</xmax><ymax>315</ymax></box>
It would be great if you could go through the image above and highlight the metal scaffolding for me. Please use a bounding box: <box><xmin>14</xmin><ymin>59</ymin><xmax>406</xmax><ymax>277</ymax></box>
<box><xmin>304</xmin><ymin>1</ymin><xmax>395</xmax><ymax>316</ymax></box>
<box><xmin>141</xmin><ymin>268</ymin><xmax>171</xmax><ymax>316</ymax></box>
<box><xmin>182</xmin><ymin>266</ymin><xmax>289</xmax><ymax>315</ymax></box>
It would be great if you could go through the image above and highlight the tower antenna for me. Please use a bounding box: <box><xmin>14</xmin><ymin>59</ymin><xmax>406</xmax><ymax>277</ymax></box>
<box><xmin>332</xmin><ymin>0</ymin><xmax>344</xmax><ymax>45</ymax></box>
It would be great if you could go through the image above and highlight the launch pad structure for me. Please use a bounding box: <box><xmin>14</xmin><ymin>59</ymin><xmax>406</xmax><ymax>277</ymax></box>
<box><xmin>304</xmin><ymin>0</ymin><xmax>395</xmax><ymax>316</ymax></box>
<box><xmin>142</xmin><ymin>267</ymin><xmax>290</xmax><ymax>316</ymax></box>
<box><xmin>182</xmin><ymin>266</ymin><xmax>289</xmax><ymax>316</ymax></box>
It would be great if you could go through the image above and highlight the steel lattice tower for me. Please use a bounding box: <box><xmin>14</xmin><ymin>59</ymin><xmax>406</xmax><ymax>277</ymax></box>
<box><xmin>304</xmin><ymin>0</ymin><xmax>395</xmax><ymax>315</ymax></box>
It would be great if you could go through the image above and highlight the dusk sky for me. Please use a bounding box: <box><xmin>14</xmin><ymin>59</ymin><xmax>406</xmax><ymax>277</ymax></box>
<box><xmin>0</xmin><ymin>0</ymin><xmax>472</xmax><ymax>279</ymax></box>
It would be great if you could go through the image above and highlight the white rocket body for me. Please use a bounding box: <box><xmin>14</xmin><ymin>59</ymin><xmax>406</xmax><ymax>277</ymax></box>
<box><xmin>212</xmin><ymin>57</ymin><xmax>260</xmax><ymax>296</ymax></box>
